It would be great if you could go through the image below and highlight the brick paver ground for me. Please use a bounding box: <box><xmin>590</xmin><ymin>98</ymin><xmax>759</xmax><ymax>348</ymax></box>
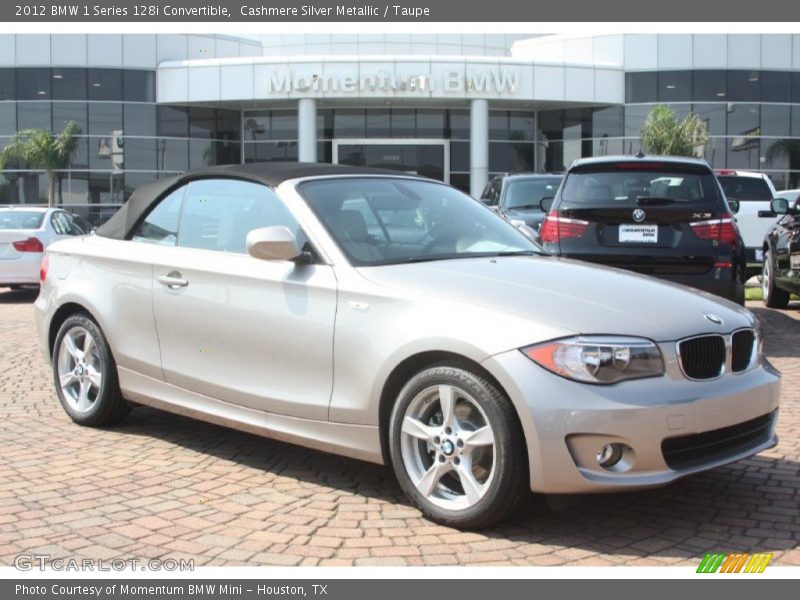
<box><xmin>1</xmin><ymin>287</ymin><xmax>798</xmax><ymax>567</ymax></box>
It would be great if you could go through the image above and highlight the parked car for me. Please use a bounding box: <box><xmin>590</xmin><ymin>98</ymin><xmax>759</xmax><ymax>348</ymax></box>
<box><xmin>480</xmin><ymin>173</ymin><xmax>563</xmax><ymax>233</ymax></box>
<box><xmin>759</xmin><ymin>189</ymin><xmax>800</xmax><ymax>308</ymax></box>
<box><xmin>35</xmin><ymin>163</ymin><xmax>780</xmax><ymax>528</ymax></box>
<box><xmin>538</xmin><ymin>156</ymin><xmax>747</xmax><ymax>304</ymax></box>
<box><xmin>0</xmin><ymin>206</ymin><xmax>88</xmax><ymax>289</ymax></box>
<box><xmin>715</xmin><ymin>169</ymin><xmax>778</xmax><ymax>278</ymax></box>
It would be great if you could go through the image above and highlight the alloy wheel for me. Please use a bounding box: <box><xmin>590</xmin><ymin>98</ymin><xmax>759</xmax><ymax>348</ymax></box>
<box><xmin>57</xmin><ymin>326</ymin><xmax>103</xmax><ymax>414</ymax></box>
<box><xmin>399</xmin><ymin>384</ymin><xmax>496</xmax><ymax>510</ymax></box>
<box><xmin>762</xmin><ymin>255</ymin><xmax>771</xmax><ymax>301</ymax></box>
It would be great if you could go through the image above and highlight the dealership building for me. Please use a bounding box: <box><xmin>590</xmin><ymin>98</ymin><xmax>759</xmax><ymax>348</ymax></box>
<box><xmin>1</xmin><ymin>33</ymin><xmax>800</xmax><ymax>222</ymax></box>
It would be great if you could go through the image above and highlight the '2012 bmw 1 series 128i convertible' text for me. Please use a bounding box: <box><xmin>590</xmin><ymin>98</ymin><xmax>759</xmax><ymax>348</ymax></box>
<box><xmin>35</xmin><ymin>162</ymin><xmax>780</xmax><ymax>528</ymax></box>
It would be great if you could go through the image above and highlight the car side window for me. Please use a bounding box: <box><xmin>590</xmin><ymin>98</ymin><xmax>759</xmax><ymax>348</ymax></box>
<box><xmin>480</xmin><ymin>181</ymin><xmax>493</xmax><ymax>201</ymax></box>
<box><xmin>62</xmin><ymin>212</ymin><xmax>86</xmax><ymax>235</ymax></box>
<box><xmin>483</xmin><ymin>178</ymin><xmax>502</xmax><ymax>206</ymax></box>
<box><xmin>176</xmin><ymin>178</ymin><xmax>308</xmax><ymax>254</ymax></box>
<box><xmin>50</xmin><ymin>212</ymin><xmax>69</xmax><ymax>235</ymax></box>
<box><xmin>131</xmin><ymin>186</ymin><xmax>186</xmax><ymax>246</ymax></box>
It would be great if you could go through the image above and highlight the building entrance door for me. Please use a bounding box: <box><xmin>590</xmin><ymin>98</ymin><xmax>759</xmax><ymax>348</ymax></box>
<box><xmin>332</xmin><ymin>139</ymin><xmax>449</xmax><ymax>183</ymax></box>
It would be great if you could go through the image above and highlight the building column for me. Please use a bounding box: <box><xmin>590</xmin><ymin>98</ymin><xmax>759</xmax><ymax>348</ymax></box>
<box><xmin>297</xmin><ymin>98</ymin><xmax>317</xmax><ymax>163</ymax></box>
<box><xmin>469</xmin><ymin>98</ymin><xmax>489</xmax><ymax>198</ymax></box>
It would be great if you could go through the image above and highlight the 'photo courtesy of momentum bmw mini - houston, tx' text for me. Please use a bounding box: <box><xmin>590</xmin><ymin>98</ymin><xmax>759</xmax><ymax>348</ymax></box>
<box><xmin>1</xmin><ymin>0</ymin><xmax>799</xmax><ymax>593</ymax></box>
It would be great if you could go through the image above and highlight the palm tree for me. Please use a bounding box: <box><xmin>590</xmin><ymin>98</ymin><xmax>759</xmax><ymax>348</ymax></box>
<box><xmin>639</xmin><ymin>105</ymin><xmax>708</xmax><ymax>157</ymax></box>
<box><xmin>0</xmin><ymin>121</ymin><xmax>81</xmax><ymax>207</ymax></box>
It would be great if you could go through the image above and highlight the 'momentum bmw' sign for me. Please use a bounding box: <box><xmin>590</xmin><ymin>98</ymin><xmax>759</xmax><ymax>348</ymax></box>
<box><xmin>264</xmin><ymin>68</ymin><xmax>521</xmax><ymax>95</ymax></box>
<box><xmin>156</xmin><ymin>57</ymin><xmax>623</xmax><ymax>104</ymax></box>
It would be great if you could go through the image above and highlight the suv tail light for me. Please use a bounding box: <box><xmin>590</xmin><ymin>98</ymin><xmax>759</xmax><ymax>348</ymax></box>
<box><xmin>39</xmin><ymin>254</ymin><xmax>49</xmax><ymax>284</ymax></box>
<box><xmin>690</xmin><ymin>214</ymin><xmax>738</xmax><ymax>245</ymax></box>
<box><xmin>12</xmin><ymin>237</ymin><xmax>44</xmax><ymax>253</ymax></box>
<box><xmin>539</xmin><ymin>211</ymin><xmax>589</xmax><ymax>244</ymax></box>
<box><xmin>715</xmin><ymin>169</ymin><xmax>738</xmax><ymax>176</ymax></box>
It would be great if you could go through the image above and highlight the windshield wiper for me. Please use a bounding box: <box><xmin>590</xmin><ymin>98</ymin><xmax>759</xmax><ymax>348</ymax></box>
<box><xmin>508</xmin><ymin>204</ymin><xmax>540</xmax><ymax>210</ymax></box>
<box><xmin>403</xmin><ymin>250</ymin><xmax>539</xmax><ymax>263</ymax></box>
<box><xmin>494</xmin><ymin>250</ymin><xmax>540</xmax><ymax>257</ymax></box>
<box><xmin>636</xmin><ymin>196</ymin><xmax>690</xmax><ymax>205</ymax></box>
<box><xmin>404</xmin><ymin>254</ymin><xmax>463</xmax><ymax>263</ymax></box>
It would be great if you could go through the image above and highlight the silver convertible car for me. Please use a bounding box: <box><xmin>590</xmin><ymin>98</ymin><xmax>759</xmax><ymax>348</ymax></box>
<box><xmin>35</xmin><ymin>163</ymin><xmax>781</xmax><ymax>528</ymax></box>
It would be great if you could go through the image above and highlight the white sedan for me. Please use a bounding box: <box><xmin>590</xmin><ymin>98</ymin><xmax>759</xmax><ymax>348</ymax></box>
<box><xmin>0</xmin><ymin>207</ymin><xmax>88</xmax><ymax>288</ymax></box>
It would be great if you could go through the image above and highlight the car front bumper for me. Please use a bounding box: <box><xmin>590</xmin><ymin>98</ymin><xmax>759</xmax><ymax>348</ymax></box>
<box><xmin>483</xmin><ymin>347</ymin><xmax>781</xmax><ymax>494</ymax></box>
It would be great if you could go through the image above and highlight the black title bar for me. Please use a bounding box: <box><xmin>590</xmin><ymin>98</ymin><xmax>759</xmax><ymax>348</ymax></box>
<box><xmin>5</xmin><ymin>0</ymin><xmax>800</xmax><ymax>21</ymax></box>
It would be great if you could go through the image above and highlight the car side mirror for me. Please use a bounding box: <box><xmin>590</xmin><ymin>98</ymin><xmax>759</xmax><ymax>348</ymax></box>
<box><xmin>246</xmin><ymin>226</ymin><xmax>305</xmax><ymax>262</ymax></box>
<box><xmin>727</xmin><ymin>199</ymin><xmax>740</xmax><ymax>214</ymax></box>
<box><xmin>539</xmin><ymin>197</ymin><xmax>554</xmax><ymax>212</ymax></box>
<box><xmin>771</xmin><ymin>198</ymin><xmax>790</xmax><ymax>215</ymax></box>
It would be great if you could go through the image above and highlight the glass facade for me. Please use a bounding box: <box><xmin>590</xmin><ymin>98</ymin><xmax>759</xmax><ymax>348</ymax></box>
<box><xmin>243</xmin><ymin>108</ymin><xmax>536</xmax><ymax>193</ymax></box>
<box><xmin>3</xmin><ymin>65</ymin><xmax>800</xmax><ymax>222</ymax></box>
<box><xmin>0</xmin><ymin>67</ymin><xmax>241</xmax><ymax>225</ymax></box>
<box><xmin>536</xmin><ymin>69</ymin><xmax>800</xmax><ymax>188</ymax></box>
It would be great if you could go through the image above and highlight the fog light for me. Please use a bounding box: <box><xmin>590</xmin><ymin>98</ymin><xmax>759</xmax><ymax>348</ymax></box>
<box><xmin>597</xmin><ymin>443</ymin><xmax>624</xmax><ymax>468</ymax></box>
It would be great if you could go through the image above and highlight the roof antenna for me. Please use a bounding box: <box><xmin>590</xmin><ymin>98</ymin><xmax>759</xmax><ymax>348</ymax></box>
<box><xmin>636</xmin><ymin>150</ymin><xmax>645</xmax><ymax>159</ymax></box>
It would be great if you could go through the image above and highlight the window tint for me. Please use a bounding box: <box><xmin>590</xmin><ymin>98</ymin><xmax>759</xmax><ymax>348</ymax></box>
<box><xmin>122</xmin><ymin>70</ymin><xmax>156</xmax><ymax>102</ymax></box>
<box><xmin>88</xmin><ymin>69</ymin><xmax>122</xmax><ymax>102</ymax></box>
<box><xmin>176</xmin><ymin>179</ymin><xmax>306</xmax><ymax>254</ymax></box>
<box><xmin>480</xmin><ymin>178</ymin><xmax>502</xmax><ymax>204</ymax></box>
<box><xmin>51</xmin><ymin>212</ymin><xmax>70</xmax><ymax>235</ymax></box>
<box><xmin>503</xmin><ymin>177</ymin><xmax>562</xmax><ymax>210</ymax></box>
<box><xmin>717</xmin><ymin>176</ymin><xmax>773</xmax><ymax>201</ymax></box>
<box><xmin>51</xmin><ymin>212</ymin><xmax>86</xmax><ymax>235</ymax></box>
<box><xmin>562</xmin><ymin>168</ymin><xmax>720</xmax><ymax>206</ymax></box>
<box><xmin>52</xmin><ymin>68</ymin><xmax>87</xmax><ymax>100</ymax></box>
<box><xmin>130</xmin><ymin>186</ymin><xmax>185</xmax><ymax>245</ymax></box>
<box><xmin>0</xmin><ymin>210</ymin><xmax>45</xmax><ymax>230</ymax></box>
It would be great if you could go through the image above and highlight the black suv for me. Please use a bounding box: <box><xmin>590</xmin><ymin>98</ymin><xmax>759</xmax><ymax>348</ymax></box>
<box><xmin>480</xmin><ymin>173</ymin><xmax>563</xmax><ymax>233</ymax></box>
<box><xmin>538</xmin><ymin>156</ymin><xmax>747</xmax><ymax>304</ymax></box>
<box><xmin>759</xmin><ymin>189</ymin><xmax>800</xmax><ymax>308</ymax></box>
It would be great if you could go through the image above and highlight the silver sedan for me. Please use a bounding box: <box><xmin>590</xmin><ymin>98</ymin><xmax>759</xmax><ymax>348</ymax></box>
<box><xmin>34</xmin><ymin>163</ymin><xmax>781</xmax><ymax>528</ymax></box>
<box><xmin>1</xmin><ymin>207</ymin><xmax>88</xmax><ymax>288</ymax></box>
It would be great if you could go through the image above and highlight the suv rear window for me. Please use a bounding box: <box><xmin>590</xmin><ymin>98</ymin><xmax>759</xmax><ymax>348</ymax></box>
<box><xmin>561</xmin><ymin>168</ymin><xmax>720</xmax><ymax>207</ymax></box>
<box><xmin>717</xmin><ymin>176</ymin><xmax>773</xmax><ymax>201</ymax></box>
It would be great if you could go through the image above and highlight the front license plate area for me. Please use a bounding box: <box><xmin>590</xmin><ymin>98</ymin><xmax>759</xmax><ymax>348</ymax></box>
<box><xmin>619</xmin><ymin>224</ymin><xmax>658</xmax><ymax>243</ymax></box>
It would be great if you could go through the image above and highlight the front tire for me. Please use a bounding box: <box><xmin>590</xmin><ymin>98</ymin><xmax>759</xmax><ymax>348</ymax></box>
<box><xmin>388</xmin><ymin>364</ymin><xmax>529</xmax><ymax>529</ymax></box>
<box><xmin>762</xmin><ymin>250</ymin><xmax>790</xmax><ymax>309</ymax></box>
<box><xmin>53</xmin><ymin>314</ymin><xmax>129</xmax><ymax>426</ymax></box>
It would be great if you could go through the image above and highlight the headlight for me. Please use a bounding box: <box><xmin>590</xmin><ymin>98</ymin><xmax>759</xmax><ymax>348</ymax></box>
<box><xmin>522</xmin><ymin>336</ymin><xmax>664</xmax><ymax>384</ymax></box>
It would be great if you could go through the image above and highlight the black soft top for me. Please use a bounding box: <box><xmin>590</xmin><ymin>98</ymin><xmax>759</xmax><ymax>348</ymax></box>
<box><xmin>96</xmin><ymin>161</ymin><xmax>409</xmax><ymax>240</ymax></box>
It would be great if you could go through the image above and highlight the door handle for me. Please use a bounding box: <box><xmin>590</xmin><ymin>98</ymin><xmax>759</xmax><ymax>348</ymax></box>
<box><xmin>157</xmin><ymin>272</ymin><xmax>189</xmax><ymax>289</ymax></box>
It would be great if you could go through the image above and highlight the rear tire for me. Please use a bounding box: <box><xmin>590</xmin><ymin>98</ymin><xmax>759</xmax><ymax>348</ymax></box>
<box><xmin>762</xmin><ymin>250</ymin><xmax>790</xmax><ymax>309</ymax></box>
<box><xmin>52</xmin><ymin>314</ymin><xmax>130</xmax><ymax>426</ymax></box>
<box><xmin>388</xmin><ymin>364</ymin><xmax>529</xmax><ymax>529</ymax></box>
<box><xmin>733</xmin><ymin>282</ymin><xmax>746</xmax><ymax>306</ymax></box>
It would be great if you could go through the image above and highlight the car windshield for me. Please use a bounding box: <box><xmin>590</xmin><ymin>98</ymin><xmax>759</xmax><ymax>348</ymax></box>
<box><xmin>298</xmin><ymin>177</ymin><xmax>540</xmax><ymax>266</ymax></box>
<box><xmin>504</xmin><ymin>177</ymin><xmax>562</xmax><ymax>210</ymax></box>
<box><xmin>717</xmin><ymin>176</ymin><xmax>773</xmax><ymax>201</ymax></box>
<box><xmin>0</xmin><ymin>210</ymin><xmax>45</xmax><ymax>230</ymax></box>
<box><xmin>561</xmin><ymin>167</ymin><xmax>720</xmax><ymax>207</ymax></box>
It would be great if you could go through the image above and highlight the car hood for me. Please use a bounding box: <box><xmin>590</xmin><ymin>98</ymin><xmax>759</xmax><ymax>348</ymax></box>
<box><xmin>357</xmin><ymin>256</ymin><xmax>754</xmax><ymax>343</ymax></box>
